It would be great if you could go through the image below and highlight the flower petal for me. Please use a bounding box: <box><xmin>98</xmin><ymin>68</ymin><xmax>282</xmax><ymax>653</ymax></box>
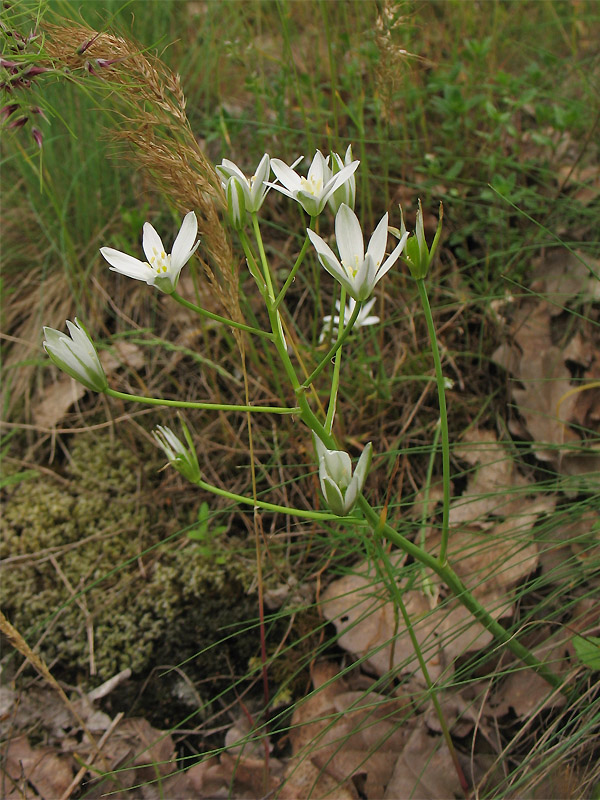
<box><xmin>366</xmin><ymin>213</ymin><xmax>389</xmax><ymax>270</ymax></box>
<box><xmin>171</xmin><ymin>211</ymin><xmax>199</xmax><ymax>271</ymax></box>
<box><xmin>335</xmin><ymin>203</ymin><xmax>364</xmax><ymax>270</ymax></box>
<box><xmin>270</xmin><ymin>159</ymin><xmax>303</xmax><ymax>193</ymax></box>
<box><xmin>142</xmin><ymin>222</ymin><xmax>166</xmax><ymax>264</ymax></box>
<box><xmin>100</xmin><ymin>248</ymin><xmax>151</xmax><ymax>281</ymax></box>
<box><xmin>376</xmin><ymin>230</ymin><xmax>408</xmax><ymax>282</ymax></box>
<box><xmin>217</xmin><ymin>159</ymin><xmax>248</xmax><ymax>185</ymax></box>
<box><xmin>307</xmin><ymin>150</ymin><xmax>328</xmax><ymax>186</ymax></box>
<box><xmin>321</xmin><ymin>475</ymin><xmax>347</xmax><ymax>516</ymax></box>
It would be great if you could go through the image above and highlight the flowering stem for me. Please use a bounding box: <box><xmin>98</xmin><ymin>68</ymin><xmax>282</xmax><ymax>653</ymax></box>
<box><xmin>251</xmin><ymin>213</ymin><xmax>276</xmax><ymax>301</ymax></box>
<box><xmin>325</xmin><ymin>287</ymin><xmax>347</xmax><ymax>433</ymax></box>
<box><xmin>105</xmin><ymin>388</ymin><xmax>299</xmax><ymax>415</ymax></box>
<box><xmin>358</xmin><ymin>496</ymin><xmax>570</xmax><ymax>697</ymax></box>
<box><xmin>373</xmin><ymin>538</ymin><xmax>469</xmax><ymax>797</ymax></box>
<box><xmin>193</xmin><ymin>476</ymin><xmax>345</xmax><ymax>521</ymax></box>
<box><xmin>415</xmin><ymin>278</ymin><xmax>451</xmax><ymax>565</ymax></box>
<box><xmin>274</xmin><ymin>223</ymin><xmax>315</xmax><ymax>309</ymax></box>
<box><xmin>291</xmin><ymin>396</ymin><xmax>569</xmax><ymax>697</ymax></box>
<box><xmin>170</xmin><ymin>292</ymin><xmax>274</xmax><ymax>340</ymax></box>
<box><xmin>300</xmin><ymin>298</ymin><xmax>362</xmax><ymax>391</ymax></box>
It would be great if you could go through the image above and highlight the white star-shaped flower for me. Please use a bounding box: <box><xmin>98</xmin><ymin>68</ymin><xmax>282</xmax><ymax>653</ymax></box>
<box><xmin>100</xmin><ymin>211</ymin><xmax>199</xmax><ymax>293</ymax></box>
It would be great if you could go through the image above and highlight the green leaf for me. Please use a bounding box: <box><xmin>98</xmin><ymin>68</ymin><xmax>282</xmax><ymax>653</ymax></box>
<box><xmin>572</xmin><ymin>635</ymin><xmax>600</xmax><ymax>670</ymax></box>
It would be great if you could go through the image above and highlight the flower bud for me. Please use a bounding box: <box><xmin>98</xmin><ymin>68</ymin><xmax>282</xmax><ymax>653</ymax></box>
<box><xmin>153</xmin><ymin>423</ymin><xmax>202</xmax><ymax>484</ymax></box>
<box><xmin>391</xmin><ymin>200</ymin><xmax>443</xmax><ymax>280</ymax></box>
<box><xmin>314</xmin><ymin>434</ymin><xmax>372</xmax><ymax>516</ymax></box>
<box><xmin>42</xmin><ymin>319</ymin><xmax>108</xmax><ymax>392</ymax></box>
<box><xmin>226</xmin><ymin>176</ymin><xmax>247</xmax><ymax>230</ymax></box>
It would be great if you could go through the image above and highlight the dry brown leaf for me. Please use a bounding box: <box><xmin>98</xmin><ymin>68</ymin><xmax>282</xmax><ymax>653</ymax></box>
<box><xmin>488</xmin><ymin>629</ymin><xmax>570</xmax><ymax>719</ymax></box>
<box><xmin>321</xmin><ymin>559</ymin><xmax>443</xmax><ymax>680</ymax></box>
<box><xmin>491</xmin><ymin>269</ymin><xmax>599</xmax><ymax>475</ymax></box>
<box><xmin>99</xmin><ymin>341</ymin><xmax>145</xmax><ymax>374</ymax></box>
<box><xmin>3</xmin><ymin>735</ymin><xmax>74</xmax><ymax>800</ymax></box>
<box><xmin>383</xmin><ymin>727</ymin><xmax>463</xmax><ymax>800</ymax></box>
<box><xmin>32</xmin><ymin>375</ymin><xmax>86</xmax><ymax>428</ymax></box>
<box><xmin>282</xmin><ymin>661</ymin><xmax>412</xmax><ymax>800</ymax></box>
<box><xmin>187</xmin><ymin>752</ymin><xmax>284</xmax><ymax>799</ymax></box>
<box><xmin>451</xmin><ymin>429</ymin><xmax>532</xmax><ymax>525</ymax></box>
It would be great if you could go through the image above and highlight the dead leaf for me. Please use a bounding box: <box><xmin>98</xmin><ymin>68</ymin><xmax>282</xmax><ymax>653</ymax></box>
<box><xmin>383</xmin><ymin>727</ymin><xmax>463</xmax><ymax>799</ymax></box>
<box><xmin>451</xmin><ymin>429</ymin><xmax>532</xmax><ymax>525</ymax></box>
<box><xmin>99</xmin><ymin>341</ymin><xmax>145</xmax><ymax>374</ymax></box>
<box><xmin>3</xmin><ymin>735</ymin><xmax>73</xmax><ymax>800</ymax></box>
<box><xmin>282</xmin><ymin>662</ymin><xmax>412</xmax><ymax>800</ymax></box>
<box><xmin>32</xmin><ymin>375</ymin><xmax>86</xmax><ymax>428</ymax></box>
<box><xmin>321</xmin><ymin>558</ymin><xmax>444</xmax><ymax>680</ymax></box>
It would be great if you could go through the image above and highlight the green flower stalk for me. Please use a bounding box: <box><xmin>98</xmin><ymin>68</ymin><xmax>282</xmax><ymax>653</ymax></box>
<box><xmin>42</xmin><ymin>319</ymin><xmax>108</xmax><ymax>392</ymax></box>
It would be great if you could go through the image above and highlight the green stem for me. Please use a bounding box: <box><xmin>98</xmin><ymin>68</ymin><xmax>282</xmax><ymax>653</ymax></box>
<box><xmin>105</xmin><ymin>388</ymin><xmax>299</xmax><ymax>415</ymax></box>
<box><xmin>374</xmin><ymin>539</ymin><xmax>469</xmax><ymax>797</ymax></box>
<box><xmin>170</xmin><ymin>292</ymin><xmax>273</xmax><ymax>340</ymax></box>
<box><xmin>300</xmin><ymin>297</ymin><xmax>362</xmax><ymax>391</ymax></box>
<box><xmin>251</xmin><ymin>212</ymin><xmax>276</xmax><ymax>301</ymax></box>
<box><xmin>413</xmin><ymin>420</ymin><xmax>442</xmax><ymax>599</ymax></box>
<box><xmin>325</xmin><ymin>287</ymin><xmax>348</xmax><ymax>433</ymax></box>
<box><xmin>416</xmin><ymin>278</ymin><xmax>451</xmax><ymax>565</ymax></box>
<box><xmin>274</xmin><ymin>224</ymin><xmax>315</xmax><ymax>309</ymax></box>
<box><xmin>358</xmin><ymin>496</ymin><xmax>570</xmax><ymax>697</ymax></box>
<box><xmin>194</xmin><ymin>476</ymin><xmax>344</xmax><ymax>521</ymax></box>
<box><xmin>289</xmin><ymin>400</ymin><xmax>568</xmax><ymax>696</ymax></box>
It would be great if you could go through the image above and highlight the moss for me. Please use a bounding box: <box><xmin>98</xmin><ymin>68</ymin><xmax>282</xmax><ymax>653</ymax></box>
<box><xmin>1</xmin><ymin>434</ymin><xmax>261</xmax><ymax>685</ymax></box>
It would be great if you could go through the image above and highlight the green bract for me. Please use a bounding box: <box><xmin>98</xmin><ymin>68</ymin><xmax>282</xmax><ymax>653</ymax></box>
<box><xmin>43</xmin><ymin>318</ymin><xmax>108</xmax><ymax>392</ymax></box>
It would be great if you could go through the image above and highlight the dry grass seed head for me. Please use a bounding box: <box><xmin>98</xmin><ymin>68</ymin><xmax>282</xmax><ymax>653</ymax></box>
<box><xmin>41</xmin><ymin>22</ymin><xmax>243</xmax><ymax>331</ymax></box>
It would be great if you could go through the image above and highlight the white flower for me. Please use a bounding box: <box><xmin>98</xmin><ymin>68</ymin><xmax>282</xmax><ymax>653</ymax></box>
<box><xmin>307</xmin><ymin>203</ymin><xmax>408</xmax><ymax>301</ymax></box>
<box><xmin>269</xmin><ymin>150</ymin><xmax>359</xmax><ymax>217</ymax></box>
<box><xmin>319</xmin><ymin>297</ymin><xmax>380</xmax><ymax>343</ymax></box>
<box><xmin>100</xmin><ymin>211</ymin><xmax>199</xmax><ymax>294</ymax></box>
<box><xmin>217</xmin><ymin>154</ymin><xmax>270</xmax><ymax>214</ymax></box>
<box><xmin>42</xmin><ymin>318</ymin><xmax>107</xmax><ymax>392</ymax></box>
<box><xmin>153</xmin><ymin>424</ymin><xmax>201</xmax><ymax>484</ymax></box>
<box><xmin>328</xmin><ymin>145</ymin><xmax>357</xmax><ymax>215</ymax></box>
<box><xmin>314</xmin><ymin>434</ymin><xmax>372</xmax><ymax>516</ymax></box>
